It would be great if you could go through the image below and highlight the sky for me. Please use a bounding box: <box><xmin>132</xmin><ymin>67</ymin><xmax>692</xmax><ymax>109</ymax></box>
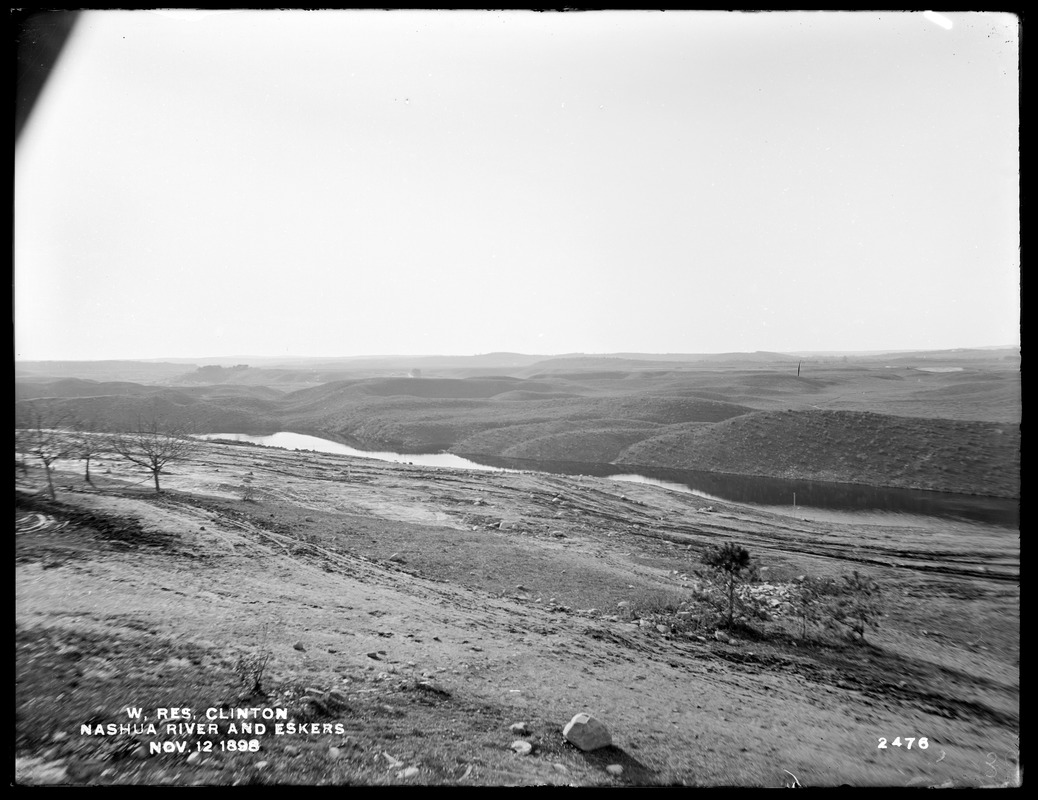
<box><xmin>15</xmin><ymin>10</ymin><xmax>1020</xmax><ymax>361</ymax></box>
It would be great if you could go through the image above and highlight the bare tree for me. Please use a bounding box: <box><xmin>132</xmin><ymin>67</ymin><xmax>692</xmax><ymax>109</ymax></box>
<box><xmin>15</xmin><ymin>401</ymin><xmax>74</xmax><ymax>499</ymax></box>
<box><xmin>68</xmin><ymin>418</ymin><xmax>108</xmax><ymax>486</ymax></box>
<box><xmin>110</xmin><ymin>417</ymin><xmax>199</xmax><ymax>493</ymax></box>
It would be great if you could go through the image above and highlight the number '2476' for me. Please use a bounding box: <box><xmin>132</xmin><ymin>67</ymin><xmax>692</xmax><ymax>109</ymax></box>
<box><xmin>878</xmin><ymin>737</ymin><xmax>928</xmax><ymax>749</ymax></box>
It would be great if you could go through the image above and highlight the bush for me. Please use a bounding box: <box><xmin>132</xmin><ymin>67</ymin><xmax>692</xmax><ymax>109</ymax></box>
<box><xmin>829</xmin><ymin>571</ymin><xmax>883</xmax><ymax>642</ymax></box>
<box><xmin>790</xmin><ymin>575</ymin><xmax>842</xmax><ymax>640</ymax></box>
<box><xmin>787</xmin><ymin>571</ymin><xmax>883</xmax><ymax>643</ymax></box>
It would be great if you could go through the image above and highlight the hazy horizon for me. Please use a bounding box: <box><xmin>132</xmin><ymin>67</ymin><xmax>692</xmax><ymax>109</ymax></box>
<box><xmin>14</xmin><ymin>343</ymin><xmax>1020</xmax><ymax>366</ymax></box>
<box><xmin>16</xmin><ymin>10</ymin><xmax>1020</xmax><ymax>361</ymax></box>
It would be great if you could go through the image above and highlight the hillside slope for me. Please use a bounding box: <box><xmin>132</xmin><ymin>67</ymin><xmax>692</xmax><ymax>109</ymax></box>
<box><xmin>14</xmin><ymin>441</ymin><xmax>1019</xmax><ymax>786</ymax></box>
<box><xmin>617</xmin><ymin>410</ymin><xmax>1020</xmax><ymax>498</ymax></box>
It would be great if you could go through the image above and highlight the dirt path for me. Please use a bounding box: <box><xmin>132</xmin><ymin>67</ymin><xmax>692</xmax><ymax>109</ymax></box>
<box><xmin>15</xmin><ymin>442</ymin><xmax>1020</xmax><ymax>786</ymax></box>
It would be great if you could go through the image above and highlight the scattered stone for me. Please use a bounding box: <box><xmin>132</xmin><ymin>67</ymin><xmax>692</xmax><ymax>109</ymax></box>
<box><xmin>366</xmin><ymin>651</ymin><xmax>381</xmax><ymax>660</ymax></box>
<box><xmin>186</xmin><ymin>751</ymin><xmax>200</xmax><ymax>765</ymax></box>
<box><xmin>389</xmin><ymin>553</ymin><xmax>406</xmax><ymax>563</ymax></box>
<box><xmin>293</xmin><ymin>641</ymin><xmax>306</xmax><ymax>651</ymax></box>
<box><xmin>255</xmin><ymin>761</ymin><xmax>268</xmax><ymax>770</ymax></box>
<box><xmin>563</xmin><ymin>713</ymin><xmax>612</xmax><ymax>751</ymax></box>
<box><xmin>397</xmin><ymin>766</ymin><xmax>419</xmax><ymax>779</ymax></box>
<box><xmin>714</xmin><ymin>630</ymin><xmax>731</xmax><ymax>643</ymax></box>
<box><xmin>656</xmin><ymin>624</ymin><xmax>669</xmax><ymax>634</ymax></box>
<box><xmin>510</xmin><ymin>722</ymin><xmax>529</xmax><ymax>735</ymax></box>
<box><xmin>383</xmin><ymin>752</ymin><xmax>404</xmax><ymax>768</ymax></box>
<box><xmin>417</xmin><ymin>680</ymin><xmax>449</xmax><ymax>696</ymax></box>
<box><xmin>511</xmin><ymin>740</ymin><xmax>533</xmax><ymax>756</ymax></box>
<box><xmin>328</xmin><ymin>747</ymin><xmax>344</xmax><ymax>761</ymax></box>
<box><xmin>301</xmin><ymin>696</ymin><xmax>331</xmax><ymax>716</ymax></box>
<box><xmin>606</xmin><ymin>764</ymin><xmax>624</xmax><ymax>776</ymax></box>
<box><xmin>552</xmin><ymin>763</ymin><xmax>569</xmax><ymax>775</ymax></box>
<box><xmin>285</xmin><ymin>745</ymin><xmax>300</xmax><ymax>757</ymax></box>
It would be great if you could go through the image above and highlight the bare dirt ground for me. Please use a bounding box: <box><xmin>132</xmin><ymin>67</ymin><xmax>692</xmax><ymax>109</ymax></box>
<box><xmin>15</xmin><ymin>441</ymin><xmax>1020</xmax><ymax>786</ymax></box>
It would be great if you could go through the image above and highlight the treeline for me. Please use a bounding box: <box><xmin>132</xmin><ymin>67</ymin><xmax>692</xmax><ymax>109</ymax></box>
<box><xmin>16</xmin><ymin>402</ymin><xmax>199</xmax><ymax>497</ymax></box>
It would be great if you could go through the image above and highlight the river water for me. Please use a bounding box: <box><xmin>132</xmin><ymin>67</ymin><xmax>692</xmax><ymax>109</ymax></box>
<box><xmin>199</xmin><ymin>432</ymin><xmax>1017</xmax><ymax>529</ymax></box>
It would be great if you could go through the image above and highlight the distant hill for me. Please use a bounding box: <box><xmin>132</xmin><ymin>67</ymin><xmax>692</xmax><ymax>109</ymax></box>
<box><xmin>15</xmin><ymin>360</ymin><xmax>192</xmax><ymax>383</ymax></box>
<box><xmin>15</xmin><ymin>355</ymin><xmax>1019</xmax><ymax>498</ymax></box>
<box><xmin>16</xmin><ymin>347</ymin><xmax>1019</xmax><ymax>384</ymax></box>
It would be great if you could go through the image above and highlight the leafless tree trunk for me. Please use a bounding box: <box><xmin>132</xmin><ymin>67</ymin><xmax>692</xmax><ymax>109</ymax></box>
<box><xmin>15</xmin><ymin>401</ymin><xmax>74</xmax><ymax>500</ymax></box>
<box><xmin>70</xmin><ymin>419</ymin><xmax>108</xmax><ymax>486</ymax></box>
<box><xmin>110</xmin><ymin>417</ymin><xmax>199</xmax><ymax>493</ymax></box>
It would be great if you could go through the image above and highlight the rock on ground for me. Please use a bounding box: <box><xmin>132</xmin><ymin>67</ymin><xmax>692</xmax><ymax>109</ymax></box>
<box><xmin>563</xmin><ymin>713</ymin><xmax>612</xmax><ymax>751</ymax></box>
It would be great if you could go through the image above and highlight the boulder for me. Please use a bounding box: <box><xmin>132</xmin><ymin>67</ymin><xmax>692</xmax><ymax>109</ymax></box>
<box><xmin>563</xmin><ymin>713</ymin><xmax>612</xmax><ymax>751</ymax></box>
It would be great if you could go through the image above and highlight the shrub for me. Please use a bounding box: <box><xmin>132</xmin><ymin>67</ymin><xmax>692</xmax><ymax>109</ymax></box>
<box><xmin>790</xmin><ymin>575</ymin><xmax>842</xmax><ymax>640</ymax></box>
<box><xmin>241</xmin><ymin>472</ymin><xmax>256</xmax><ymax>502</ymax></box>
<box><xmin>785</xmin><ymin>571</ymin><xmax>883</xmax><ymax>644</ymax></box>
<box><xmin>829</xmin><ymin>571</ymin><xmax>883</xmax><ymax>642</ymax></box>
<box><xmin>233</xmin><ymin>624</ymin><xmax>274</xmax><ymax>697</ymax></box>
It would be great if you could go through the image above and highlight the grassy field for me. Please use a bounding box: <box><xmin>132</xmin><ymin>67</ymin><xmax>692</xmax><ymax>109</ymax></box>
<box><xmin>15</xmin><ymin>438</ymin><xmax>1019</xmax><ymax>786</ymax></box>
